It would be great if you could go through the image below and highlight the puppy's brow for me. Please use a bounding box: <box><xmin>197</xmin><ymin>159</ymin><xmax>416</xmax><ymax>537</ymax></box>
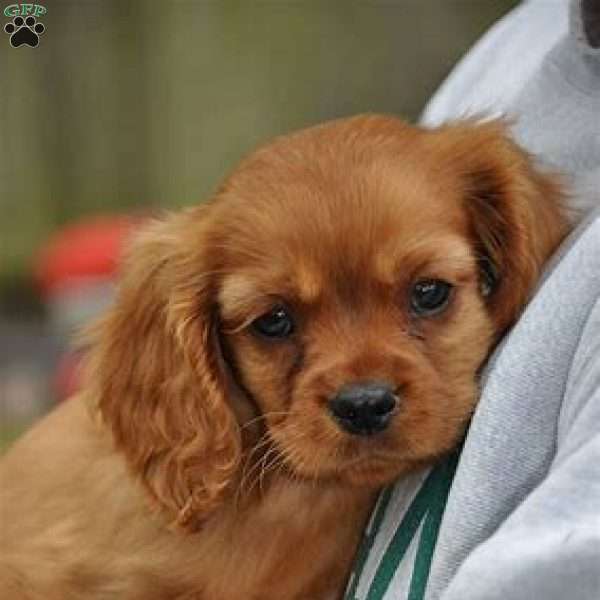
<box><xmin>219</xmin><ymin>261</ymin><xmax>322</xmax><ymax>322</ymax></box>
<box><xmin>294</xmin><ymin>261</ymin><xmax>322</xmax><ymax>304</ymax></box>
<box><xmin>219</xmin><ymin>274</ymin><xmax>262</xmax><ymax>321</ymax></box>
<box><xmin>375</xmin><ymin>235</ymin><xmax>474</xmax><ymax>284</ymax></box>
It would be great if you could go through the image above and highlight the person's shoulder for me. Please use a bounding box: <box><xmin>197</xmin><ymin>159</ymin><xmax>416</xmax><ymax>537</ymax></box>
<box><xmin>421</xmin><ymin>0</ymin><xmax>568</xmax><ymax>126</ymax></box>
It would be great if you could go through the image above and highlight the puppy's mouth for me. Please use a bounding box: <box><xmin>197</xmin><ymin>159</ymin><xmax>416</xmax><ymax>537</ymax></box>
<box><xmin>261</xmin><ymin>382</ymin><xmax>467</xmax><ymax>489</ymax></box>
<box><xmin>267</xmin><ymin>421</ymin><xmax>410</xmax><ymax>489</ymax></box>
<box><xmin>266</xmin><ymin>397</ymin><xmax>466</xmax><ymax>488</ymax></box>
<box><xmin>282</xmin><ymin>446</ymin><xmax>410</xmax><ymax>488</ymax></box>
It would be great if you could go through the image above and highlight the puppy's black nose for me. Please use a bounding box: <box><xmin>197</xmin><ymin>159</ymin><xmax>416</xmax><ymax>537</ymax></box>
<box><xmin>329</xmin><ymin>382</ymin><xmax>397</xmax><ymax>436</ymax></box>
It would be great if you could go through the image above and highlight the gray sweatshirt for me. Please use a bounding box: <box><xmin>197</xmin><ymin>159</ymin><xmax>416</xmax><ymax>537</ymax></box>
<box><xmin>345</xmin><ymin>1</ymin><xmax>600</xmax><ymax>598</ymax></box>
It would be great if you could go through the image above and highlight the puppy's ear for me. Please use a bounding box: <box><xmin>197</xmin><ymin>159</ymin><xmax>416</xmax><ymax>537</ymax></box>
<box><xmin>86</xmin><ymin>209</ymin><xmax>240</xmax><ymax>530</ymax></box>
<box><xmin>428</xmin><ymin>119</ymin><xmax>568</xmax><ymax>331</ymax></box>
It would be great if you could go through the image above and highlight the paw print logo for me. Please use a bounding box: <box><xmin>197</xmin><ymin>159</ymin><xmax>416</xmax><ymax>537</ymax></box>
<box><xmin>4</xmin><ymin>15</ymin><xmax>45</xmax><ymax>48</ymax></box>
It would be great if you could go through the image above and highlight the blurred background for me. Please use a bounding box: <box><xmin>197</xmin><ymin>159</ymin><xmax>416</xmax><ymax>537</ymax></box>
<box><xmin>0</xmin><ymin>0</ymin><xmax>517</xmax><ymax>450</ymax></box>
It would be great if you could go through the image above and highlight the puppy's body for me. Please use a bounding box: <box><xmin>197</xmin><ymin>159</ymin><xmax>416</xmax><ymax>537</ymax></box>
<box><xmin>0</xmin><ymin>397</ymin><xmax>372</xmax><ymax>599</ymax></box>
<box><xmin>0</xmin><ymin>115</ymin><xmax>567</xmax><ymax>599</ymax></box>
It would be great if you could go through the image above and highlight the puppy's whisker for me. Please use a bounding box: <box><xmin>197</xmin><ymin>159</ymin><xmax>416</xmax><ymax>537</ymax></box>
<box><xmin>243</xmin><ymin>431</ymin><xmax>273</xmax><ymax>457</ymax></box>
<box><xmin>236</xmin><ymin>431</ymin><xmax>273</xmax><ymax>504</ymax></box>
<box><xmin>239</xmin><ymin>447</ymin><xmax>270</xmax><ymax>497</ymax></box>
<box><xmin>248</xmin><ymin>445</ymin><xmax>282</xmax><ymax>498</ymax></box>
<box><xmin>240</xmin><ymin>411</ymin><xmax>293</xmax><ymax>431</ymax></box>
<box><xmin>258</xmin><ymin>451</ymin><xmax>287</xmax><ymax>493</ymax></box>
<box><xmin>238</xmin><ymin>459</ymin><xmax>264</xmax><ymax>501</ymax></box>
<box><xmin>273</xmin><ymin>448</ymin><xmax>291</xmax><ymax>482</ymax></box>
<box><xmin>237</xmin><ymin>420</ymin><xmax>316</xmax><ymax>500</ymax></box>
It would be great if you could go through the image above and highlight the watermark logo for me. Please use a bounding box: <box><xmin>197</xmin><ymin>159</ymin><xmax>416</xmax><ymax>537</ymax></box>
<box><xmin>3</xmin><ymin>4</ymin><xmax>46</xmax><ymax>47</ymax></box>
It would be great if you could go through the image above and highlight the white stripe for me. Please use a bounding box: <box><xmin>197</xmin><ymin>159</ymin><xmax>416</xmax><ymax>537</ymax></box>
<box><xmin>354</xmin><ymin>467</ymin><xmax>430</xmax><ymax>599</ymax></box>
<box><xmin>383</xmin><ymin>520</ymin><xmax>426</xmax><ymax>600</ymax></box>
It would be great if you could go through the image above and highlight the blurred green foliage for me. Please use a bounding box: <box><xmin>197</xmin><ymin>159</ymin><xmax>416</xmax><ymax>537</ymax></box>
<box><xmin>0</xmin><ymin>424</ymin><xmax>22</xmax><ymax>452</ymax></box>
<box><xmin>0</xmin><ymin>0</ymin><xmax>516</xmax><ymax>305</ymax></box>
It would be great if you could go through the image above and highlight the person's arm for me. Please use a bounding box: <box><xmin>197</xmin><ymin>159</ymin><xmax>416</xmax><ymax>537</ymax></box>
<box><xmin>441</xmin><ymin>292</ymin><xmax>600</xmax><ymax>600</ymax></box>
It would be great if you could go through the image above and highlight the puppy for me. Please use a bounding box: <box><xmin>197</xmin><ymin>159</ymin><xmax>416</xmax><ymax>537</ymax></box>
<box><xmin>0</xmin><ymin>115</ymin><xmax>566</xmax><ymax>600</ymax></box>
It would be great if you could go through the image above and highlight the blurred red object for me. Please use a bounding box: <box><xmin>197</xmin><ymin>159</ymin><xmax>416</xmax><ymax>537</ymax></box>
<box><xmin>35</xmin><ymin>215</ymin><xmax>139</xmax><ymax>297</ymax></box>
<box><xmin>35</xmin><ymin>215</ymin><xmax>143</xmax><ymax>401</ymax></box>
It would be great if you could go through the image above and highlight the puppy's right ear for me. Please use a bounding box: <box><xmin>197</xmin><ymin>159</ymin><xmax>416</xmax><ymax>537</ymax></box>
<box><xmin>425</xmin><ymin>119</ymin><xmax>569</xmax><ymax>331</ymax></box>
<box><xmin>85</xmin><ymin>209</ymin><xmax>241</xmax><ymax>531</ymax></box>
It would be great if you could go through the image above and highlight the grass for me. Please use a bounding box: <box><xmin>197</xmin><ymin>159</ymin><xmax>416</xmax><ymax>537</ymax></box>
<box><xmin>0</xmin><ymin>424</ymin><xmax>26</xmax><ymax>453</ymax></box>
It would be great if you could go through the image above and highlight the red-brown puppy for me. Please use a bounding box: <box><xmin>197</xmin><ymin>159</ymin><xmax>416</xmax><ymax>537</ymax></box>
<box><xmin>0</xmin><ymin>115</ymin><xmax>566</xmax><ymax>599</ymax></box>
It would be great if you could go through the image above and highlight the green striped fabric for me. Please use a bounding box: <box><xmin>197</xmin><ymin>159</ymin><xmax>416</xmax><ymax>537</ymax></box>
<box><xmin>345</xmin><ymin>451</ymin><xmax>460</xmax><ymax>600</ymax></box>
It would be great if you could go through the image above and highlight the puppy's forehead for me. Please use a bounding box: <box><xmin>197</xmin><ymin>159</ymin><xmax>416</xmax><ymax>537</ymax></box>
<box><xmin>215</xmin><ymin>115</ymin><xmax>471</xmax><ymax>304</ymax></box>
<box><xmin>219</xmin><ymin>166</ymin><xmax>466</xmax><ymax>264</ymax></box>
<box><xmin>218</xmin><ymin>117</ymin><xmax>466</xmax><ymax>237</ymax></box>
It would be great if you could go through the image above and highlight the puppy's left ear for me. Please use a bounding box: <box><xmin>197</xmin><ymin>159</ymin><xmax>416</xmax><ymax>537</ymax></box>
<box><xmin>86</xmin><ymin>208</ymin><xmax>242</xmax><ymax>531</ymax></box>
<box><xmin>428</xmin><ymin>119</ymin><xmax>569</xmax><ymax>331</ymax></box>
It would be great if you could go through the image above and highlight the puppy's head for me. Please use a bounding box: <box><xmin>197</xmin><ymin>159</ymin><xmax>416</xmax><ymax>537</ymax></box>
<box><xmin>89</xmin><ymin>115</ymin><xmax>566</xmax><ymax>528</ymax></box>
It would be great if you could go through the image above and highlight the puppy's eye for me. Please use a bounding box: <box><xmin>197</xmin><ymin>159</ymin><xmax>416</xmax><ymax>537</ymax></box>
<box><xmin>252</xmin><ymin>305</ymin><xmax>295</xmax><ymax>339</ymax></box>
<box><xmin>410</xmin><ymin>279</ymin><xmax>453</xmax><ymax>316</ymax></box>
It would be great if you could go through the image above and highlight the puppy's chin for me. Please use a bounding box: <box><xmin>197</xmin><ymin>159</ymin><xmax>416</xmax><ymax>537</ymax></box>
<box><xmin>276</xmin><ymin>446</ymin><xmax>413</xmax><ymax>489</ymax></box>
<box><xmin>267</xmin><ymin>428</ymin><xmax>410</xmax><ymax>490</ymax></box>
<box><xmin>336</xmin><ymin>457</ymin><xmax>415</xmax><ymax>488</ymax></box>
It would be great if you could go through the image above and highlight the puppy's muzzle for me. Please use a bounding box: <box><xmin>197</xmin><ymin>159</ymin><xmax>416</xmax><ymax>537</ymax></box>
<box><xmin>329</xmin><ymin>382</ymin><xmax>397</xmax><ymax>436</ymax></box>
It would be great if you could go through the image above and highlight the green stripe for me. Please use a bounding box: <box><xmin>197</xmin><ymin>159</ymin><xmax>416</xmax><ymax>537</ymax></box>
<box><xmin>408</xmin><ymin>451</ymin><xmax>459</xmax><ymax>600</ymax></box>
<box><xmin>365</xmin><ymin>468</ymin><xmax>440</xmax><ymax>600</ymax></box>
<box><xmin>345</xmin><ymin>485</ymin><xmax>395</xmax><ymax>600</ymax></box>
<box><xmin>347</xmin><ymin>450</ymin><xmax>460</xmax><ymax>600</ymax></box>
